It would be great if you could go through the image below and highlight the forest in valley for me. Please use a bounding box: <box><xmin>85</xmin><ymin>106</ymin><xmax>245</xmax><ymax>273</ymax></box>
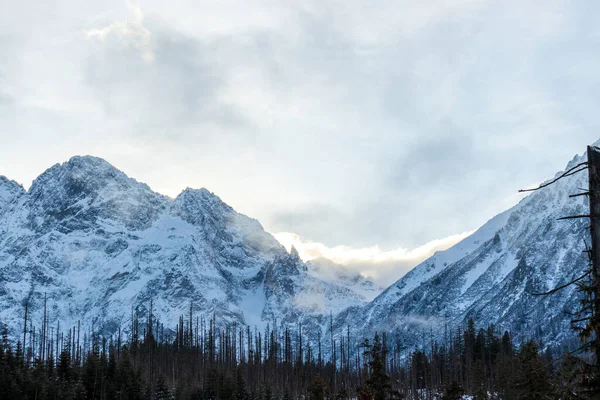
<box><xmin>0</xmin><ymin>305</ymin><xmax>597</xmax><ymax>400</ymax></box>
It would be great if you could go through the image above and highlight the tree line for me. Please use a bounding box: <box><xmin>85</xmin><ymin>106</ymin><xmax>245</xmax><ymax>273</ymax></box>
<box><xmin>0</xmin><ymin>303</ymin><xmax>596</xmax><ymax>400</ymax></box>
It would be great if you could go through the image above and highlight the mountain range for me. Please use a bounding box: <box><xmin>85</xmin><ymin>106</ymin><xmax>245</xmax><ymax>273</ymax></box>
<box><xmin>0</xmin><ymin>156</ymin><xmax>379</xmax><ymax>340</ymax></box>
<box><xmin>333</xmin><ymin>148</ymin><xmax>589</xmax><ymax>348</ymax></box>
<box><xmin>0</xmin><ymin>146</ymin><xmax>592</xmax><ymax>350</ymax></box>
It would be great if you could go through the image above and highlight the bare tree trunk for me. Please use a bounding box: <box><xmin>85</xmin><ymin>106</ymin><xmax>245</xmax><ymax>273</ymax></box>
<box><xmin>587</xmin><ymin>145</ymin><xmax>600</xmax><ymax>371</ymax></box>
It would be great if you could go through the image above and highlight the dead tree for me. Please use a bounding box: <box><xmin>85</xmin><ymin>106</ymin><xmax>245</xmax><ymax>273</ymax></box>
<box><xmin>521</xmin><ymin>145</ymin><xmax>600</xmax><ymax>394</ymax></box>
<box><xmin>584</xmin><ymin>146</ymin><xmax>600</xmax><ymax>389</ymax></box>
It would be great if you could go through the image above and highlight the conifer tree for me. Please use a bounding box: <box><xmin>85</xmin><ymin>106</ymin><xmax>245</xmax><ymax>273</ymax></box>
<box><xmin>234</xmin><ymin>366</ymin><xmax>249</xmax><ymax>400</ymax></box>
<box><xmin>308</xmin><ymin>374</ymin><xmax>326</xmax><ymax>400</ymax></box>
<box><xmin>512</xmin><ymin>340</ymin><xmax>554</xmax><ymax>400</ymax></box>
<box><xmin>153</xmin><ymin>375</ymin><xmax>172</xmax><ymax>400</ymax></box>
<box><xmin>362</xmin><ymin>333</ymin><xmax>392</xmax><ymax>400</ymax></box>
<box><xmin>441</xmin><ymin>381</ymin><xmax>464</xmax><ymax>400</ymax></box>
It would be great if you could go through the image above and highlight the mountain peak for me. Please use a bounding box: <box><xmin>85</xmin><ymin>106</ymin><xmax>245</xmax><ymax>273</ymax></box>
<box><xmin>0</xmin><ymin>175</ymin><xmax>23</xmax><ymax>190</ymax></box>
<box><xmin>25</xmin><ymin>155</ymin><xmax>167</xmax><ymax>232</ymax></box>
<box><xmin>28</xmin><ymin>155</ymin><xmax>154</xmax><ymax>198</ymax></box>
<box><xmin>66</xmin><ymin>154</ymin><xmax>113</xmax><ymax>167</ymax></box>
<box><xmin>0</xmin><ymin>175</ymin><xmax>25</xmax><ymax>214</ymax></box>
<box><xmin>289</xmin><ymin>245</ymin><xmax>300</xmax><ymax>260</ymax></box>
<box><xmin>0</xmin><ymin>155</ymin><xmax>375</xmax><ymax>340</ymax></box>
<box><xmin>32</xmin><ymin>156</ymin><xmax>123</xmax><ymax>188</ymax></box>
<box><xmin>178</xmin><ymin>187</ymin><xmax>217</xmax><ymax>199</ymax></box>
<box><xmin>173</xmin><ymin>187</ymin><xmax>233</xmax><ymax>218</ymax></box>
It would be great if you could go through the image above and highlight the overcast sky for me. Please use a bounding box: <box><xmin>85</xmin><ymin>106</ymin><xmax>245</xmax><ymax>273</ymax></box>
<box><xmin>1</xmin><ymin>0</ymin><xmax>599</xmax><ymax>284</ymax></box>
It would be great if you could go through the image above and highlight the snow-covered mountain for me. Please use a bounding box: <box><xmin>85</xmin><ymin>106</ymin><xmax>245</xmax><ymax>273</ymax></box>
<box><xmin>0</xmin><ymin>145</ymin><xmax>594</xmax><ymax>350</ymax></box>
<box><xmin>0</xmin><ymin>176</ymin><xmax>24</xmax><ymax>216</ymax></box>
<box><xmin>0</xmin><ymin>156</ymin><xmax>376</xmax><ymax>338</ymax></box>
<box><xmin>336</xmin><ymin>148</ymin><xmax>592</xmax><ymax>348</ymax></box>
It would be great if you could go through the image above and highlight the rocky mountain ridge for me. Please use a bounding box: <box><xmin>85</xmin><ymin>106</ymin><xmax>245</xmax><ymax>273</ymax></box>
<box><xmin>0</xmin><ymin>156</ymin><xmax>376</xmax><ymax>340</ymax></box>
<box><xmin>336</xmin><ymin>148</ymin><xmax>592</xmax><ymax>349</ymax></box>
<box><xmin>0</xmin><ymin>146</ymin><xmax>594</xmax><ymax>351</ymax></box>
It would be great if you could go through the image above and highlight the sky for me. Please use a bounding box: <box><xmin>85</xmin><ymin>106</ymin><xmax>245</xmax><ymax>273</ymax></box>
<box><xmin>1</xmin><ymin>0</ymin><xmax>599</xmax><ymax>285</ymax></box>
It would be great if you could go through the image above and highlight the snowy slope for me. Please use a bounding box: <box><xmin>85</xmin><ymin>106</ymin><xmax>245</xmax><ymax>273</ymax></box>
<box><xmin>0</xmin><ymin>156</ymin><xmax>376</xmax><ymax>339</ymax></box>
<box><xmin>0</xmin><ymin>145</ymin><xmax>595</xmax><ymax>351</ymax></box>
<box><xmin>337</xmin><ymin>149</ymin><xmax>592</xmax><ymax>348</ymax></box>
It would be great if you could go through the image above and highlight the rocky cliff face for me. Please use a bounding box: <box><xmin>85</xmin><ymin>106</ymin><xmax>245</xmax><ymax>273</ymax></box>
<box><xmin>337</xmin><ymin>149</ymin><xmax>591</xmax><ymax>348</ymax></box>
<box><xmin>0</xmin><ymin>146</ymin><xmax>594</xmax><ymax>351</ymax></box>
<box><xmin>0</xmin><ymin>156</ymin><xmax>375</xmax><ymax>339</ymax></box>
<box><xmin>0</xmin><ymin>176</ymin><xmax>24</xmax><ymax>216</ymax></box>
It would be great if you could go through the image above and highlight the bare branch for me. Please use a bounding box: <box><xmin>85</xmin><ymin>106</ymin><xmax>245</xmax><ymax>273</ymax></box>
<box><xmin>564</xmin><ymin>166</ymin><xmax>590</xmax><ymax>177</ymax></box>
<box><xmin>530</xmin><ymin>272</ymin><xmax>591</xmax><ymax>296</ymax></box>
<box><xmin>543</xmin><ymin>343</ymin><xmax>592</xmax><ymax>367</ymax></box>
<box><xmin>557</xmin><ymin>215</ymin><xmax>591</xmax><ymax>221</ymax></box>
<box><xmin>519</xmin><ymin>162</ymin><xmax>589</xmax><ymax>192</ymax></box>
<box><xmin>570</xmin><ymin>316</ymin><xmax>592</xmax><ymax>324</ymax></box>
<box><xmin>570</xmin><ymin>192</ymin><xmax>590</xmax><ymax>198</ymax></box>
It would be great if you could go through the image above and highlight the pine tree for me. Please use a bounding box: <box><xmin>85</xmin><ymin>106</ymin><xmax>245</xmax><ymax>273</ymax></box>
<box><xmin>234</xmin><ymin>366</ymin><xmax>249</xmax><ymax>400</ymax></box>
<box><xmin>441</xmin><ymin>381</ymin><xmax>464</xmax><ymax>400</ymax></box>
<box><xmin>153</xmin><ymin>375</ymin><xmax>172</xmax><ymax>400</ymax></box>
<box><xmin>263</xmin><ymin>384</ymin><xmax>273</xmax><ymax>400</ymax></box>
<box><xmin>58</xmin><ymin>348</ymin><xmax>72</xmax><ymax>381</ymax></box>
<box><xmin>308</xmin><ymin>374</ymin><xmax>326</xmax><ymax>400</ymax></box>
<box><xmin>221</xmin><ymin>373</ymin><xmax>235</xmax><ymax>400</ymax></box>
<box><xmin>363</xmin><ymin>333</ymin><xmax>392</xmax><ymax>400</ymax></box>
<box><xmin>116</xmin><ymin>351</ymin><xmax>143</xmax><ymax>400</ymax></box>
<box><xmin>83</xmin><ymin>347</ymin><xmax>102</xmax><ymax>399</ymax></box>
<box><xmin>557</xmin><ymin>353</ymin><xmax>584</xmax><ymax>399</ymax></box>
<box><xmin>512</xmin><ymin>340</ymin><xmax>554</xmax><ymax>400</ymax></box>
<box><xmin>203</xmin><ymin>368</ymin><xmax>218</xmax><ymax>399</ymax></box>
<box><xmin>472</xmin><ymin>359</ymin><xmax>488</xmax><ymax>400</ymax></box>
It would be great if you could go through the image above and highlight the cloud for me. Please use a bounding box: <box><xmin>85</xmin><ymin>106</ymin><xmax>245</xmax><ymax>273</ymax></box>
<box><xmin>390</xmin><ymin>120</ymin><xmax>477</xmax><ymax>188</ymax></box>
<box><xmin>269</xmin><ymin>204</ymin><xmax>354</xmax><ymax>246</ymax></box>
<box><xmin>274</xmin><ymin>230</ymin><xmax>472</xmax><ymax>285</ymax></box>
<box><xmin>84</xmin><ymin>20</ymin><xmax>253</xmax><ymax>149</ymax></box>
<box><xmin>404</xmin><ymin>315</ymin><xmax>441</xmax><ymax>329</ymax></box>
<box><xmin>86</xmin><ymin>0</ymin><xmax>154</xmax><ymax>61</ymax></box>
<box><xmin>1</xmin><ymin>0</ymin><xmax>600</xmax><ymax>258</ymax></box>
<box><xmin>292</xmin><ymin>287</ymin><xmax>327</xmax><ymax>314</ymax></box>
